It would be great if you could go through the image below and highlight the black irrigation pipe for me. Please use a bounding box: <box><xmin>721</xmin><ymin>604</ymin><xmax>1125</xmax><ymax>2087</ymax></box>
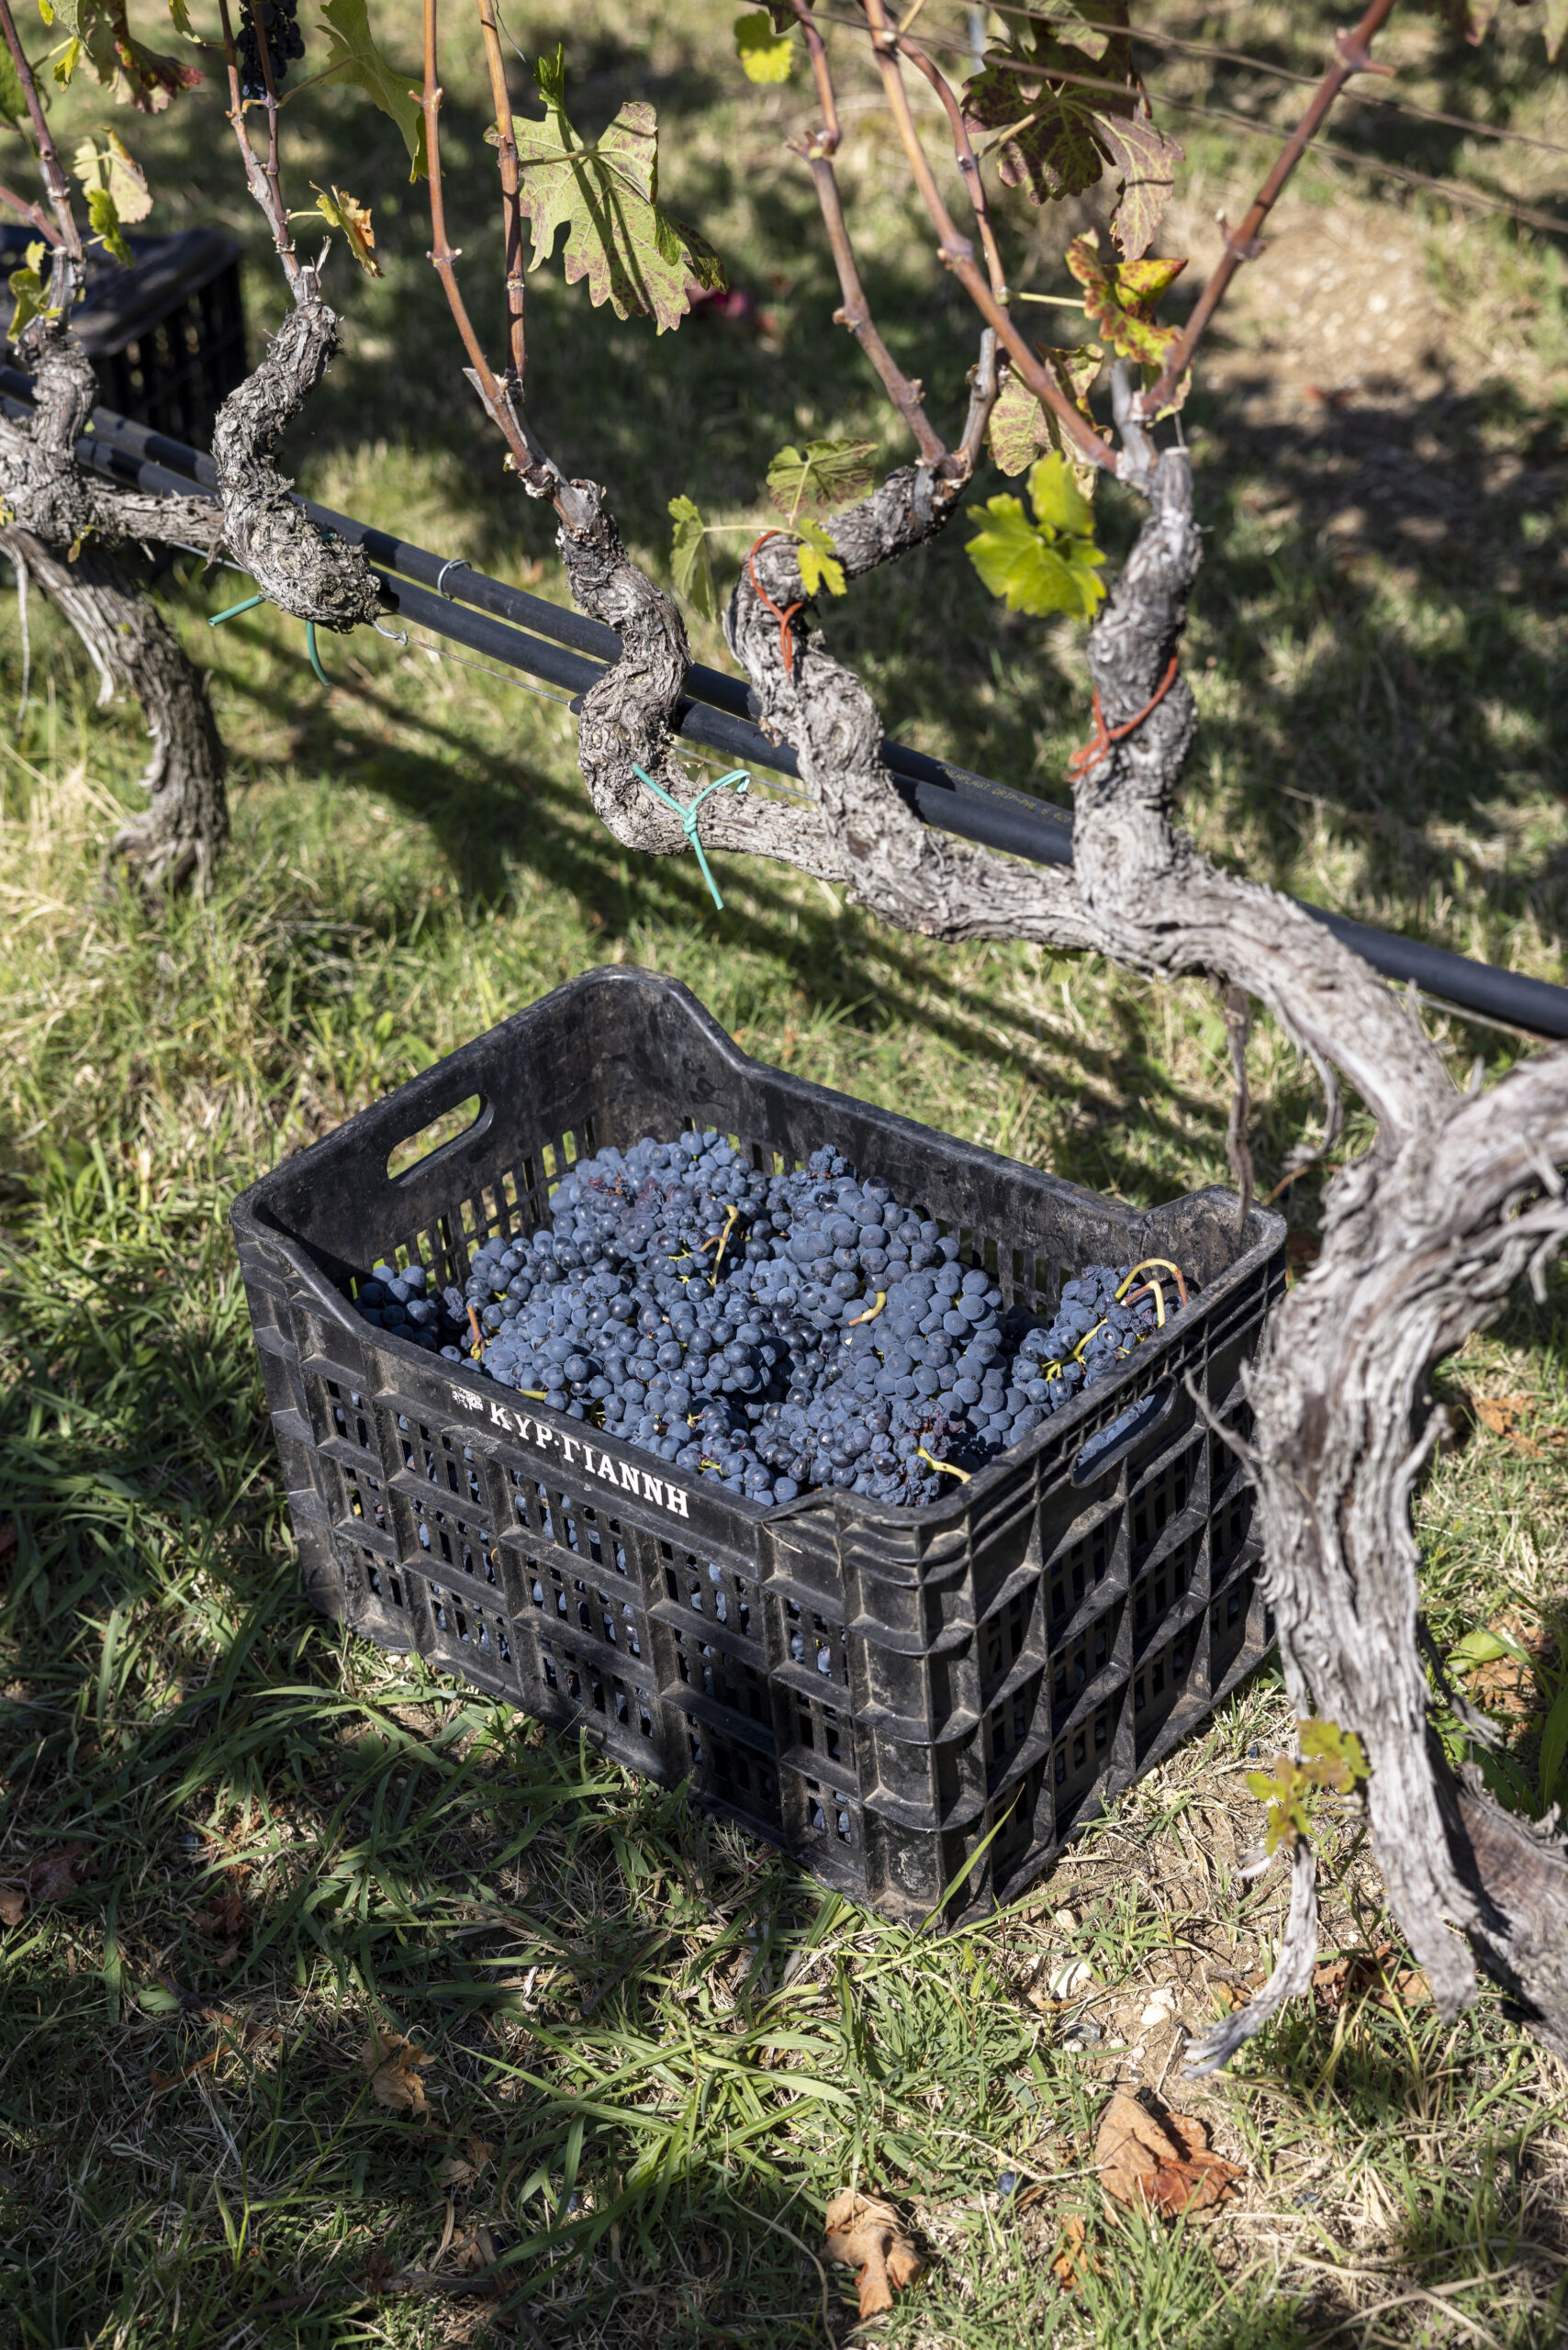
<box><xmin>5</xmin><ymin>364</ymin><xmax>1567</xmax><ymax>1044</ymax></box>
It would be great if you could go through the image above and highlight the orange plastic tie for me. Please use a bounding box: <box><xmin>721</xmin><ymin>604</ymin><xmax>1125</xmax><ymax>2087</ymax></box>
<box><xmin>1066</xmin><ymin>652</ymin><xmax>1181</xmax><ymax>781</ymax></box>
<box><xmin>748</xmin><ymin>531</ymin><xmax>804</xmax><ymax>677</ymax></box>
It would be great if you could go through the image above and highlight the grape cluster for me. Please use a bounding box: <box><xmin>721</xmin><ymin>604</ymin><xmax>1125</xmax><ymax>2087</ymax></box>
<box><xmin>236</xmin><ymin>0</ymin><xmax>304</xmax><ymax>100</ymax></box>
<box><xmin>350</xmin><ymin>1131</ymin><xmax>1187</xmax><ymax>1510</ymax></box>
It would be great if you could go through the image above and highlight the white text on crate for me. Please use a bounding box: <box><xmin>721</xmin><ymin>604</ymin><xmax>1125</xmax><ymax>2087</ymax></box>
<box><xmin>449</xmin><ymin>1386</ymin><xmax>690</xmax><ymax>1518</ymax></box>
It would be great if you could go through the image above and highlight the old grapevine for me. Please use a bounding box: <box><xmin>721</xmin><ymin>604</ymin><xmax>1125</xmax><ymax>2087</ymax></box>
<box><xmin>415</xmin><ymin>0</ymin><xmax>1568</xmax><ymax>2064</ymax></box>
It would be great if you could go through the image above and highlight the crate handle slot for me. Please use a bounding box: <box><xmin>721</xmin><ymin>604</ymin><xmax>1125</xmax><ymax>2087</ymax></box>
<box><xmin>1071</xmin><ymin>1382</ymin><xmax>1174</xmax><ymax>1486</ymax></box>
<box><xmin>386</xmin><ymin>1092</ymin><xmax>491</xmax><ymax>1184</ymax></box>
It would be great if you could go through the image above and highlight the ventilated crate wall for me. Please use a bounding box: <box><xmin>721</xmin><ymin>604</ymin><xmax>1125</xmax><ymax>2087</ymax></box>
<box><xmin>235</xmin><ymin>968</ymin><xmax>1283</xmax><ymax>1924</ymax></box>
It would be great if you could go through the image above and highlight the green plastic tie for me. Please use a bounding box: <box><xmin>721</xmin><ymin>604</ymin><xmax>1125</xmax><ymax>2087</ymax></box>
<box><xmin>631</xmin><ymin>765</ymin><xmax>750</xmax><ymax>912</ymax></box>
<box><xmin>208</xmin><ymin>589</ymin><xmax>330</xmax><ymax>687</ymax></box>
<box><xmin>207</xmin><ymin>591</ymin><xmax>265</xmax><ymax>628</ymax></box>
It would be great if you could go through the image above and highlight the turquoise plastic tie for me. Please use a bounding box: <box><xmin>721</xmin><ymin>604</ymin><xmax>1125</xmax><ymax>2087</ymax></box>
<box><xmin>632</xmin><ymin>765</ymin><xmax>750</xmax><ymax>912</ymax></box>
<box><xmin>209</xmin><ymin>589</ymin><xmax>330</xmax><ymax>686</ymax></box>
<box><xmin>207</xmin><ymin>591</ymin><xmax>265</xmax><ymax>628</ymax></box>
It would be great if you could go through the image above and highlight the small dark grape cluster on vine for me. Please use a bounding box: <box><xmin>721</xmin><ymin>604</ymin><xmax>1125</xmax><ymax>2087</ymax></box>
<box><xmin>350</xmin><ymin>1133</ymin><xmax>1187</xmax><ymax>1510</ymax></box>
<box><xmin>236</xmin><ymin>0</ymin><xmax>305</xmax><ymax>101</ymax></box>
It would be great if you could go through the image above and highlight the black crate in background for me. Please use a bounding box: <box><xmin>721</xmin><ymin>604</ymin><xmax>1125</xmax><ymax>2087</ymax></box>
<box><xmin>1</xmin><ymin>227</ymin><xmax>245</xmax><ymax>444</ymax></box>
<box><xmin>233</xmin><ymin>969</ymin><xmax>1285</xmax><ymax>1925</ymax></box>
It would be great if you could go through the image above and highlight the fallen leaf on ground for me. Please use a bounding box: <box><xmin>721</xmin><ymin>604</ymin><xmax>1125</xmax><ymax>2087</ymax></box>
<box><xmin>1051</xmin><ymin>2213</ymin><xmax>1093</xmax><ymax>2289</ymax></box>
<box><xmin>450</xmin><ymin>2222</ymin><xmax>497</xmax><ymax>2277</ymax></box>
<box><xmin>193</xmin><ymin>1889</ymin><xmax>248</xmax><ymax>1964</ymax></box>
<box><xmin>193</xmin><ymin>1889</ymin><xmax>248</xmax><ymax>1942</ymax></box>
<box><xmin>22</xmin><ymin>1844</ymin><xmax>90</xmax><ymax>1905</ymax></box>
<box><xmin>823</xmin><ymin>2190</ymin><xmax>924</xmax><ymax>2319</ymax></box>
<box><xmin>0</xmin><ymin>1888</ymin><xmax>23</xmax><ymax>1928</ymax></box>
<box><xmin>437</xmin><ymin>2132</ymin><xmax>496</xmax><ymax>2188</ymax></box>
<box><xmin>1313</xmin><ymin>1942</ymin><xmax>1431</xmax><ymax>2011</ymax></box>
<box><xmin>1094</xmin><ymin>2091</ymin><xmax>1241</xmax><ymax>2216</ymax></box>
<box><xmin>1464</xmin><ymin>1393</ymin><xmax>1562</xmax><ymax>1458</ymax></box>
<box><xmin>1455</xmin><ymin>1609</ymin><xmax>1556</xmax><ymax>1727</ymax></box>
<box><xmin>363</xmin><ymin>2029</ymin><xmax>433</xmax><ymax>2117</ymax></box>
<box><xmin>1207</xmin><ymin>1967</ymin><xmax>1266</xmax><ymax>2014</ymax></box>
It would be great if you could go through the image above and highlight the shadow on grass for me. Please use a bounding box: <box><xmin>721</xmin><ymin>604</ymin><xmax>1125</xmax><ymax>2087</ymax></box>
<box><xmin>193</xmin><ymin>647</ymin><xmax>1268</xmax><ymax>1209</ymax></box>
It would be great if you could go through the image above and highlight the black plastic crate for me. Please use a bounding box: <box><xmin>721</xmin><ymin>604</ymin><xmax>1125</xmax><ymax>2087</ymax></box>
<box><xmin>233</xmin><ymin>968</ymin><xmax>1284</xmax><ymax>1924</ymax></box>
<box><xmin>2</xmin><ymin>227</ymin><xmax>245</xmax><ymax>443</ymax></box>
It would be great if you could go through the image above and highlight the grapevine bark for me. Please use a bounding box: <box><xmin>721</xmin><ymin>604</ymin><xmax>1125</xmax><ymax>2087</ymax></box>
<box><xmin>2</xmin><ymin>524</ymin><xmax>229</xmax><ymax>894</ymax></box>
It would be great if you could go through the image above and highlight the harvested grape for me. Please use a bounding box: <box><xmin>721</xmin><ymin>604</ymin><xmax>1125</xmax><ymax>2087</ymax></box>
<box><xmin>347</xmin><ymin>1134</ymin><xmax>1189</xmax><ymax>1507</ymax></box>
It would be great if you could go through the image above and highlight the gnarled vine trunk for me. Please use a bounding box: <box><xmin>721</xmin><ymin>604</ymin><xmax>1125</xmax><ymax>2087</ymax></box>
<box><xmin>2</xmin><ymin>525</ymin><xmax>229</xmax><ymax>896</ymax></box>
<box><xmin>548</xmin><ymin>420</ymin><xmax>1568</xmax><ymax>2066</ymax></box>
<box><xmin>0</xmin><ymin>291</ymin><xmax>378</xmax><ymax>898</ymax></box>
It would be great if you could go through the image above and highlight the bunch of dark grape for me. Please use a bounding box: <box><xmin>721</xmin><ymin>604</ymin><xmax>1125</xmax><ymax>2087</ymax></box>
<box><xmin>349</xmin><ymin>1130</ymin><xmax>1185</xmax><ymax>1510</ymax></box>
<box><xmin>236</xmin><ymin>0</ymin><xmax>305</xmax><ymax>100</ymax></box>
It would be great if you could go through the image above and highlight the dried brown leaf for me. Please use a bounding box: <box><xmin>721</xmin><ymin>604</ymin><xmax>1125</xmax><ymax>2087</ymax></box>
<box><xmin>1094</xmin><ymin>2091</ymin><xmax>1241</xmax><ymax>2217</ymax></box>
<box><xmin>193</xmin><ymin>1890</ymin><xmax>248</xmax><ymax>1942</ymax></box>
<box><xmin>451</xmin><ymin>2222</ymin><xmax>497</xmax><ymax>2276</ymax></box>
<box><xmin>823</xmin><ymin>2189</ymin><xmax>925</xmax><ymax>2319</ymax></box>
<box><xmin>1313</xmin><ymin>1941</ymin><xmax>1432</xmax><ymax>2011</ymax></box>
<box><xmin>363</xmin><ymin>2029</ymin><xmax>433</xmax><ymax>2117</ymax></box>
<box><xmin>1463</xmin><ymin>1393</ymin><xmax>1562</xmax><ymax>1457</ymax></box>
<box><xmin>0</xmin><ymin>1887</ymin><xmax>24</xmax><ymax>1928</ymax></box>
<box><xmin>23</xmin><ymin>1844</ymin><xmax>89</xmax><ymax>1903</ymax></box>
<box><xmin>1457</xmin><ymin>1608</ymin><xmax>1555</xmax><ymax>1724</ymax></box>
<box><xmin>1050</xmin><ymin>2212</ymin><xmax>1092</xmax><ymax>2289</ymax></box>
<box><xmin>439</xmin><ymin>2131</ymin><xmax>497</xmax><ymax>2187</ymax></box>
<box><xmin>1474</xmin><ymin>1393</ymin><xmax>1530</xmax><ymax>1437</ymax></box>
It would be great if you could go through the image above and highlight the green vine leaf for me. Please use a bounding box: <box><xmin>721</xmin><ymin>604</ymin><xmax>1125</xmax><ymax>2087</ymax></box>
<box><xmin>508</xmin><ymin>48</ymin><xmax>724</xmax><ymax>332</ymax></box>
<box><xmin>1247</xmin><ymin>1718</ymin><xmax>1369</xmax><ymax>1857</ymax></box>
<box><xmin>1026</xmin><ymin>447</ymin><xmax>1094</xmax><ymax>536</ymax></box>
<box><xmin>84</xmin><ymin>183</ymin><xmax>130</xmax><ymax>265</ymax></box>
<box><xmin>965</xmin><ymin>451</ymin><xmax>1104</xmax><ymax>621</ymax></box>
<box><xmin>41</xmin><ymin>0</ymin><xmax>200</xmax><ymax>111</ymax></box>
<box><xmin>734</xmin><ymin>8</ymin><xmax>794</xmax><ymax>83</ymax></box>
<box><xmin>795</xmin><ymin>517</ymin><xmax>846</xmax><ymax>599</ymax></box>
<box><xmin>319</xmin><ymin>0</ymin><xmax>427</xmax><ymax>181</ymax></box>
<box><xmin>988</xmin><ymin>341</ymin><xmax>1100</xmax><ymax>498</ymax></box>
<box><xmin>960</xmin><ymin>3</ymin><xmax>1182</xmax><ymax>259</ymax></box>
<box><xmin>7</xmin><ymin>238</ymin><xmax>56</xmax><ymax>341</ymax></box>
<box><xmin>668</xmin><ymin>493</ymin><xmax>718</xmax><ymax>621</ymax></box>
<box><xmin>0</xmin><ymin>36</ymin><xmax>28</xmax><ymax>122</ymax></box>
<box><xmin>73</xmin><ymin>129</ymin><xmax>151</xmax><ymax>231</ymax></box>
<box><xmin>765</xmin><ymin>437</ymin><xmax>875</xmax><ymax>522</ymax></box>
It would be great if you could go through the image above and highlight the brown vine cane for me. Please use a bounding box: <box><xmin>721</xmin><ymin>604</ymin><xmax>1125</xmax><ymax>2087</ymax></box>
<box><xmin>748</xmin><ymin>530</ymin><xmax>806</xmax><ymax>676</ymax></box>
<box><xmin>1066</xmin><ymin>652</ymin><xmax>1181</xmax><ymax>781</ymax></box>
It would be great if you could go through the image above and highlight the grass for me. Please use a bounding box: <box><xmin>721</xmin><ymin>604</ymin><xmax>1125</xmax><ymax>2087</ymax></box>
<box><xmin>2</xmin><ymin>2</ymin><xmax>1567</xmax><ymax>2342</ymax></box>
